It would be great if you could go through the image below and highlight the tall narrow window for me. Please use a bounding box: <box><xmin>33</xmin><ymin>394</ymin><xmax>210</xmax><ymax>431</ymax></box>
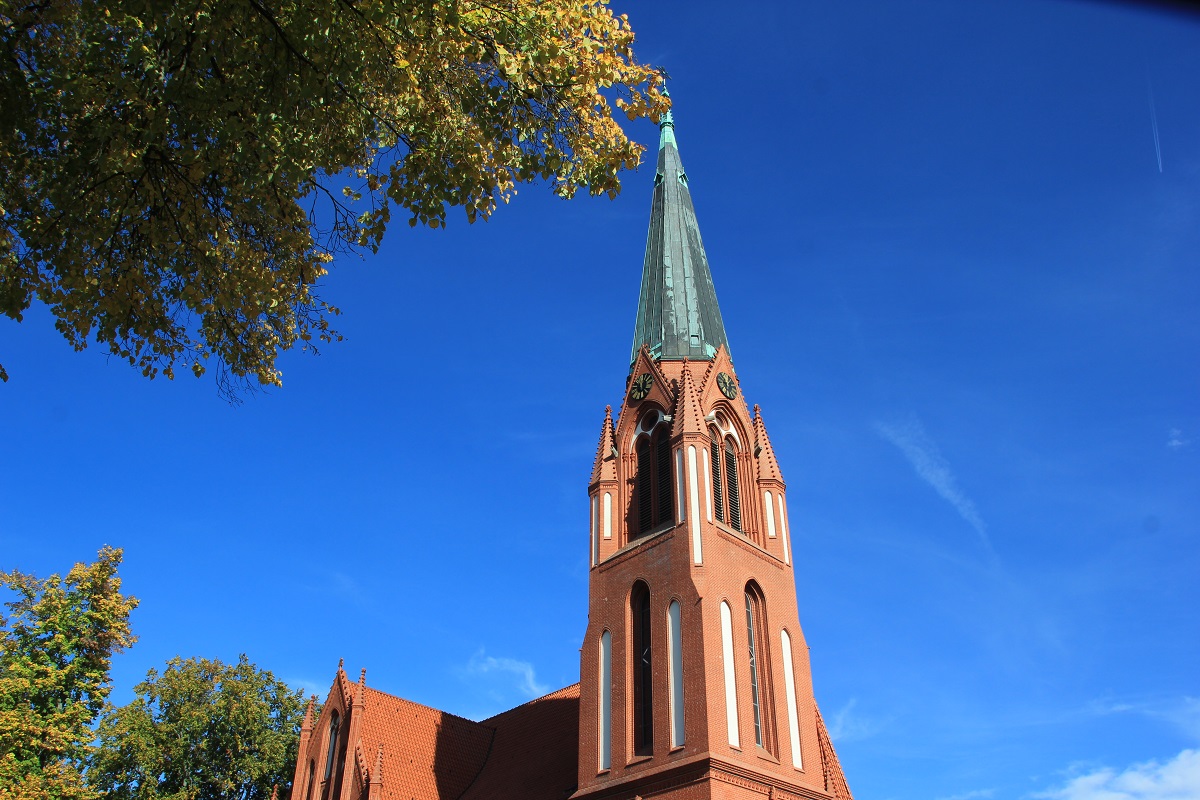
<box><xmin>780</xmin><ymin>629</ymin><xmax>803</xmax><ymax>770</ymax></box>
<box><xmin>636</xmin><ymin>438</ymin><xmax>654</xmax><ymax>533</ymax></box>
<box><xmin>305</xmin><ymin>760</ymin><xmax>316</xmax><ymax>800</ymax></box>
<box><xmin>632</xmin><ymin>412</ymin><xmax>673</xmax><ymax>537</ymax></box>
<box><xmin>710</xmin><ymin>429</ymin><xmax>742</xmax><ymax>532</ymax></box>
<box><xmin>719</xmin><ymin>600</ymin><xmax>740</xmax><ymax>747</ymax></box>
<box><xmin>744</xmin><ymin>583</ymin><xmax>774</xmax><ymax>752</ymax></box>
<box><xmin>656</xmin><ymin>432</ymin><xmax>674</xmax><ymax>523</ymax></box>
<box><xmin>710</xmin><ymin>434</ymin><xmax>724</xmax><ymax>521</ymax></box>
<box><xmin>631</xmin><ymin>581</ymin><xmax>653</xmax><ymax>755</ymax></box>
<box><xmin>599</xmin><ymin>630</ymin><xmax>612</xmax><ymax>771</ymax></box>
<box><xmin>667</xmin><ymin>600</ymin><xmax>685</xmax><ymax>747</ymax></box>
<box><xmin>321</xmin><ymin>711</ymin><xmax>340</xmax><ymax>800</ymax></box>
<box><xmin>726</xmin><ymin>441</ymin><xmax>741</xmax><ymax>530</ymax></box>
<box><xmin>745</xmin><ymin>592</ymin><xmax>763</xmax><ymax>747</ymax></box>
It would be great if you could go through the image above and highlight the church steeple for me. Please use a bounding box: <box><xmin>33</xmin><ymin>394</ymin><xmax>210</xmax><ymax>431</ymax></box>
<box><xmin>630</xmin><ymin>94</ymin><xmax>731</xmax><ymax>365</ymax></box>
<box><xmin>579</xmin><ymin>93</ymin><xmax>853</xmax><ymax>800</ymax></box>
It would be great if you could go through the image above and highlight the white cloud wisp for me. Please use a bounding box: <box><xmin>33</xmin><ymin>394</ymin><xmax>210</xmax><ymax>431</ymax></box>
<box><xmin>464</xmin><ymin>649</ymin><xmax>549</xmax><ymax>699</ymax></box>
<box><xmin>875</xmin><ymin>415</ymin><xmax>990</xmax><ymax>549</ymax></box>
<box><xmin>1037</xmin><ymin>749</ymin><xmax>1200</xmax><ymax>800</ymax></box>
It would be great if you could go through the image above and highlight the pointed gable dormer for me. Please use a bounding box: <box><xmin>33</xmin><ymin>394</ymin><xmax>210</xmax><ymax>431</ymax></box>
<box><xmin>589</xmin><ymin>406</ymin><xmax>617</xmax><ymax>487</ymax></box>
<box><xmin>630</xmin><ymin>92</ymin><xmax>731</xmax><ymax>365</ymax></box>
<box><xmin>589</xmin><ymin>405</ymin><xmax>621</xmax><ymax>564</ymax></box>
<box><xmin>671</xmin><ymin>361</ymin><xmax>707</xmax><ymax>437</ymax></box>
<box><xmin>753</xmin><ymin>404</ymin><xmax>793</xmax><ymax>565</ymax></box>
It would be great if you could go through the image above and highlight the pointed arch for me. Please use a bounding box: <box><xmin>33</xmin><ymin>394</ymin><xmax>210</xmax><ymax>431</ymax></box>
<box><xmin>599</xmin><ymin>630</ymin><xmax>612</xmax><ymax>771</ymax></box>
<box><xmin>726</xmin><ymin>440</ymin><xmax>741</xmax><ymax>530</ymax></box>
<box><xmin>630</xmin><ymin>409</ymin><xmax>674</xmax><ymax>538</ymax></box>
<box><xmin>780</xmin><ymin>628</ymin><xmax>804</xmax><ymax>770</ymax></box>
<box><xmin>719</xmin><ymin>599</ymin><xmax>740</xmax><ymax>748</ymax></box>
<box><xmin>321</xmin><ymin>710</ymin><xmax>340</xmax><ymax>800</ymax></box>
<box><xmin>709</xmin><ymin>423</ymin><xmax>742</xmax><ymax>532</ymax></box>
<box><xmin>667</xmin><ymin>599</ymin><xmax>685</xmax><ymax>747</ymax></box>
<box><xmin>631</xmin><ymin>580</ymin><xmax>653</xmax><ymax>755</ymax></box>
<box><xmin>744</xmin><ymin>581</ymin><xmax>775</xmax><ymax>752</ymax></box>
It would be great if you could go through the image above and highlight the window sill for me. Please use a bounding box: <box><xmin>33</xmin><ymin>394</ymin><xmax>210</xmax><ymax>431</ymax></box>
<box><xmin>626</xmin><ymin>754</ymin><xmax>653</xmax><ymax>767</ymax></box>
<box><xmin>755</xmin><ymin>747</ymin><xmax>780</xmax><ymax>765</ymax></box>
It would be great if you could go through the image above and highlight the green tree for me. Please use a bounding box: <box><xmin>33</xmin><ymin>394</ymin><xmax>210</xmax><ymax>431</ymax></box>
<box><xmin>0</xmin><ymin>546</ymin><xmax>138</xmax><ymax>800</ymax></box>
<box><xmin>0</xmin><ymin>0</ymin><xmax>668</xmax><ymax>395</ymax></box>
<box><xmin>90</xmin><ymin>655</ymin><xmax>308</xmax><ymax>800</ymax></box>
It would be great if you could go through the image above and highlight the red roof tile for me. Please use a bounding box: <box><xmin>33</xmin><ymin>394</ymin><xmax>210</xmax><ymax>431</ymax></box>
<box><xmin>357</xmin><ymin>686</ymin><xmax>495</xmax><ymax>800</ymax></box>
<box><xmin>459</xmin><ymin>683</ymin><xmax>580</xmax><ymax>800</ymax></box>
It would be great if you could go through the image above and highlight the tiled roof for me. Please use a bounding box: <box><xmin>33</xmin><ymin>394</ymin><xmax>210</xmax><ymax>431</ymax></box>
<box><xmin>815</xmin><ymin>706</ymin><xmax>854</xmax><ymax>800</ymax></box>
<box><xmin>460</xmin><ymin>683</ymin><xmax>580</xmax><ymax>800</ymax></box>
<box><xmin>358</xmin><ymin>686</ymin><xmax>495</xmax><ymax>800</ymax></box>
<box><xmin>352</xmin><ymin>682</ymin><xmax>580</xmax><ymax>800</ymax></box>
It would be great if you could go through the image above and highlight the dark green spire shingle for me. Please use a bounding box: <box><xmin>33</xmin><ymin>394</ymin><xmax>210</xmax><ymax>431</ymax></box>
<box><xmin>630</xmin><ymin>100</ymin><xmax>730</xmax><ymax>365</ymax></box>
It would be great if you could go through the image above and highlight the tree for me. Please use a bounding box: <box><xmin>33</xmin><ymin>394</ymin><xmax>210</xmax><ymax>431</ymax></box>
<box><xmin>0</xmin><ymin>546</ymin><xmax>138</xmax><ymax>800</ymax></box>
<box><xmin>89</xmin><ymin>655</ymin><xmax>310</xmax><ymax>800</ymax></box>
<box><xmin>0</xmin><ymin>0</ymin><xmax>669</xmax><ymax>395</ymax></box>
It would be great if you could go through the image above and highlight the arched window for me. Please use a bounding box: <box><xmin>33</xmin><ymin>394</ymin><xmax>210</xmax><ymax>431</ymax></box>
<box><xmin>725</xmin><ymin>441</ymin><xmax>741</xmax><ymax>530</ymax></box>
<box><xmin>710</xmin><ymin>427</ymin><xmax>742</xmax><ymax>531</ymax></box>
<box><xmin>632</xmin><ymin>410</ymin><xmax>673</xmax><ymax>537</ymax></box>
<box><xmin>719</xmin><ymin>600</ymin><xmax>740</xmax><ymax>747</ymax></box>
<box><xmin>321</xmin><ymin>711</ymin><xmax>340</xmax><ymax>800</ymax></box>
<box><xmin>304</xmin><ymin>760</ymin><xmax>316</xmax><ymax>800</ymax></box>
<box><xmin>631</xmin><ymin>581</ymin><xmax>653</xmax><ymax>755</ymax></box>
<box><xmin>744</xmin><ymin>582</ymin><xmax>774</xmax><ymax>751</ymax></box>
<box><xmin>599</xmin><ymin>630</ymin><xmax>612</xmax><ymax>771</ymax></box>
<box><xmin>667</xmin><ymin>600</ymin><xmax>684</xmax><ymax>747</ymax></box>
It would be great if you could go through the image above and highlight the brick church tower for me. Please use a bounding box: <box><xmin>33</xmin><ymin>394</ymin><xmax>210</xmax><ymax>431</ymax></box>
<box><xmin>285</xmin><ymin>99</ymin><xmax>853</xmax><ymax>800</ymax></box>
<box><xmin>574</xmin><ymin>103</ymin><xmax>853</xmax><ymax>800</ymax></box>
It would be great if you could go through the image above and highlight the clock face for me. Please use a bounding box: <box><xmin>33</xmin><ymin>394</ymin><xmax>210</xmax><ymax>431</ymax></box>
<box><xmin>717</xmin><ymin>371</ymin><xmax>737</xmax><ymax>399</ymax></box>
<box><xmin>630</xmin><ymin>373</ymin><xmax>654</xmax><ymax>401</ymax></box>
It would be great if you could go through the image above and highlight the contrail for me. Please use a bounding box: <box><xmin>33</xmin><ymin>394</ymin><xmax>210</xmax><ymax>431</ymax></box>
<box><xmin>1148</xmin><ymin>74</ymin><xmax>1163</xmax><ymax>173</ymax></box>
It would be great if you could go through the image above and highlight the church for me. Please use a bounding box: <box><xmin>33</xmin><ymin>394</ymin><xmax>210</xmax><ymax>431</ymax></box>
<box><xmin>287</xmin><ymin>102</ymin><xmax>855</xmax><ymax>800</ymax></box>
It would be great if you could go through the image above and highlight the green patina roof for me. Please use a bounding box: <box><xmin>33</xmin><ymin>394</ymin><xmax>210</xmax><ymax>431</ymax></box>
<box><xmin>630</xmin><ymin>98</ymin><xmax>731</xmax><ymax>365</ymax></box>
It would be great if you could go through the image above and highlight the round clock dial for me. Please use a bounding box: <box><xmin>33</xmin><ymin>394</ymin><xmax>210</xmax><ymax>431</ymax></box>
<box><xmin>717</xmin><ymin>371</ymin><xmax>738</xmax><ymax>399</ymax></box>
<box><xmin>630</xmin><ymin>373</ymin><xmax>653</xmax><ymax>401</ymax></box>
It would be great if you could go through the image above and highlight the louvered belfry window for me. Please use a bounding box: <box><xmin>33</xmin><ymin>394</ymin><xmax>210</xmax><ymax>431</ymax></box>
<box><xmin>725</xmin><ymin>441</ymin><xmax>741</xmax><ymax>531</ymax></box>
<box><xmin>711</xmin><ymin>434</ymin><xmax>725</xmax><ymax>522</ymax></box>
<box><xmin>636</xmin><ymin>438</ymin><xmax>654</xmax><ymax>533</ymax></box>
<box><xmin>656</xmin><ymin>431</ymin><xmax>674</xmax><ymax>523</ymax></box>
<box><xmin>632</xmin><ymin>413</ymin><xmax>674</xmax><ymax>537</ymax></box>
<box><xmin>710</xmin><ymin>430</ymin><xmax>741</xmax><ymax>532</ymax></box>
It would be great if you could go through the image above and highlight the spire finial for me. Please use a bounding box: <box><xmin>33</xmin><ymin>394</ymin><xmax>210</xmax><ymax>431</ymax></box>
<box><xmin>658</xmin><ymin>87</ymin><xmax>676</xmax><ymax>148</ymax></box>
<box><xmin>630</xmin><ymin>90</ymin><xmax>731</xmax><ymax>366</ymax></box>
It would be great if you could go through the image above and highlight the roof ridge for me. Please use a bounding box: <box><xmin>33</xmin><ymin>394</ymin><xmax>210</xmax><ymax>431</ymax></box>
<box><xmin>450</xmin><ymin>723</ymin><xmax>497</xmax><ymax>800</ymax></box>
<box><xmin>478</xmin><ymin>682</ymin><xmax>582</xmax><ymax>723</ymax></box>
<box><xmin>361</xmin><ymin>685</ymin><xmax>498</xmax><ymax>730</ymax></box>
<box><xmin>815</xmin><ymin>705</ymin><xmax>855</xmax><ymax>799</ymax></box>
<box><xmin>370</xmin><ymin>744</ymin><xmax>384</xmax><ymax>787</ymax></box>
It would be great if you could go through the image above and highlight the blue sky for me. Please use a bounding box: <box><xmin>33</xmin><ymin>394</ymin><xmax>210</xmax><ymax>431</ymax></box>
<box><xmin>2</xmin><ymin>2</ymin><xmax>1198</xmax><ymax>799</ymax></box>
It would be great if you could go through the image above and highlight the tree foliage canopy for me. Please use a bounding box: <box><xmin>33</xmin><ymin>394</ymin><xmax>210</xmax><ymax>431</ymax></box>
<box><xmin>89</xmin><ymin>655</ymin><xmax>309</xmax><ymax>800</ymax></box>
<box><xmin>0</xmin><ymin>546</ymin><xmax>138</xmax><ymax>800</ymax></box>
<box><xmin>0</xmin><ymin>0</ymin><xmax>667</xmax><ymax>395</ymax></box>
